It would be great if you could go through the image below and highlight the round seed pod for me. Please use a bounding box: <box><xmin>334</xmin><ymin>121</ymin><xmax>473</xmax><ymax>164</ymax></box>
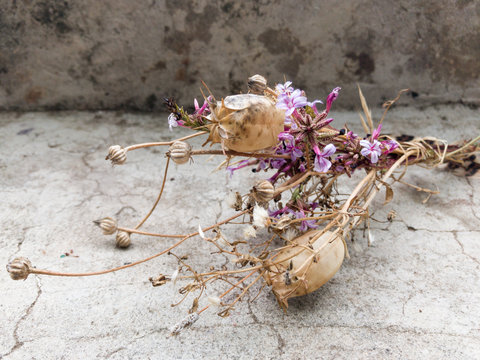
<box><xmin>106</xmin><ymin>145</ymin><xmax>127</xmax><ymax>165</ymax></box>
<box><xmin>252</xmin><ymin>180</ymin><xmax>274</xmax><ymax>203</ymax></box>
<box><xmin>116</xmin><ymin>231</ymin><xmax>131</xmax><ymax>248</ymax></box>
<box><xmin>204</xmin><ymin>94</ymin><xmax>285</xmax><ymax>153</ymax></box>
<box><xmin>93</xmin><ymin>217</ymin><xmax>117</xmax><ymax>235</ymax></box>
<box><xmin>248</xmin><ymin>74</ymin><xmax>267</xmax><ymax>95</ymax></box>
<box><xmin>168</xmin><ymin>141</ymin><xmax>192</xmax><ymax>165</ymax></box>
<box><xmin>263</xmin><ymin>230</ymin><xmax>344</xmax><ymax>311</ymax></box>
<box><xmin>6</xmin><ymin>257</ymin><xmax>32</xmax><ymax>280</ymax></box>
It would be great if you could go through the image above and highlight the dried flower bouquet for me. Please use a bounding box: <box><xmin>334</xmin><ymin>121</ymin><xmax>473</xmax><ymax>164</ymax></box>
<box><xmin>7</xmin><ymin>75</ymin><xmax>479</xmax><ymax>335</ymax></box>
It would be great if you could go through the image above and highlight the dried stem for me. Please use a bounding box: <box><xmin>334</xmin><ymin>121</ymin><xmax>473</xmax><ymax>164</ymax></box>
<box><xmin>29</xmin><ymin>210</ymin><xmax>248</xmax><ymax>277</ymax></box>
<box><xmin>125</xmin><ymin>131</ymin><xmax>207</xmax><ymax>152</ymax></box>
<box><xmin>134</xmin><ymin>157</ymin><xmax>170</xmax><ymax>229</ymax></box>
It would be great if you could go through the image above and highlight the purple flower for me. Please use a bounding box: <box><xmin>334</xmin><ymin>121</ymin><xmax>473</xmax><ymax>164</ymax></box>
<box><xmin>307</xmin><ymin>99</ymin><xmax>323</xmax><ymax>115</ymax></box>
<box><xmin>168</xmin><ymin>113</ymin><xmax>178</xmax><ymax>131</ymax></box>
<box><xmin>294</xmin><ymin>210</ymin><xmax>318</xmax><ymax>231</ymax></box>
<box><xmin>276</xmin><ymin>89</ymin><xmax>308</xmax><ymax>117</ymax></box>
<box><xmin>325</xmin><ymin>87</ymin><xmax>341</xmax><ymax>114</ymax></box>
<box><xmin>372</xmin><ymin>124</ymin><xmax>382</xmax><ymax>141</ymax></box>
<box><xmin>381</xmin><ymin>139</ymin><xmax>398</xmax><ymax>154</ymax></box>
<box><xmin>193</xmin><ymin>98</ymin><xmax>209</xmax><ymax>115</ymax></box>
<box><xmin>360</xmin><ymin>139</ymin><xmax>382</xmax><ymax>163</ymax></box>
<box><xmin>346</xmin><ymin>131</ymin><xmax>358</xmax><ymax>141</ymax></box>
<box><xmin>276</xmin><ymin>81</ymin><xmax>294</xmax><ymax>95</ymax></box>
<box><xmin>289</xmin><ymin>146</ymin><xmax>303</xmax><ymax>161</ymax></box>
<box><xmin>270</xmin><ymin>158</ymin><xmax>287</xmax><ymax>169</ymax></box>
<box><xmin>278</xmin><ymin>131</ymin><xmax>294</xmax><ymax>143</ymax></box>
<box><xmin>314</xmin><ymin>143</ymin><xmax>336</xmax><ymax>173</ymax></box>
<box><xmin>226</xmin><ymin>159</ymin><xmax>256</xmax><ymax>177</ymax></box>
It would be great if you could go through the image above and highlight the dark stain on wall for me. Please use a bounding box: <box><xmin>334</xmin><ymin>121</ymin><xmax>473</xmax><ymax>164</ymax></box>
<box><xmin>163</xmin><ymin>4</ymin><xmax>218</xmax><ymax>55</ymax></box>
<box><xmin>344</xmin><ymin>52</ymin><xmax>375</xmax><ymax>79</ymax></box>
<box><xmin>31</xmin><ymin>1</ymin><xmax>72</xmax><ymax>35</ymax></box>
<box><xmin>258</xmin><ymin>28</ymin><xmax>298</xmax><ymax>55</ymax></box>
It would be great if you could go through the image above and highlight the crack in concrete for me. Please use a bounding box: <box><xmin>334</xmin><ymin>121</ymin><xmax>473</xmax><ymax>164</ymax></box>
<box><xmin>374</xmin><ymin>218</ymin><xmax>480</xmax><ymax>234</ymax></box>
<box><xmin>247</xmin><ymin>294</ymin><xmax>285</xmax><ymax>356</ymax></box>
<box><xmin>103</xmin><ymin>330</ymin><xmax>157</xmax><ymax>358</ymax></box>
<box><xmin>452</xmin><ymin>231</ymin><xmax>480</xmax><ymax>266</ymax></box>
<box><xmin>2</xmin><ymin>277</ymin><xmax>42</xmax><ymax>359</ymax></box>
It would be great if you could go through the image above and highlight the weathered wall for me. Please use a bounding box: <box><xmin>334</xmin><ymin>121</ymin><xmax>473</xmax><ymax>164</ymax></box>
<box><xmin>0</xmin><ymin>0</ymin><xmax>479</xmax><ymax>111</ymax></box>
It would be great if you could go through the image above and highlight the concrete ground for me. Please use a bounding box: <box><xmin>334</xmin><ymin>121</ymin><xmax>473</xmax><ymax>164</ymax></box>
<box><xmin>1</xmin><ymin>106</ymin><xmax>479</xmax><ymax>359</ymax></box>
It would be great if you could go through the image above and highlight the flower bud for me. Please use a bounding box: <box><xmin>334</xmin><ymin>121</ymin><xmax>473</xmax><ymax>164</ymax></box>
<box><xmin>93</xmin><ymin>217</ymin><xmax>118</xmax><ymax>235</ymax></box>
<box><xmin>252</xmin><ymin>180</ymin><xmax>274</xmax><ymax>203</ymax></box>
<box><xmin>168</xmin><ymin>141</ymin><xmax>192</xmax><ymax>165</ymax></box>
<box><xmin>248</xmin><ymin>74</ymin><xmax>267</xmax><ymax>94</ymax></box>
<box><xmin>106</xmin><ymin>145</ymin><xmax>127</xmax><ymax>165</ymax></box>
<box><xmin>116</xmin><ymin>231</ymin><xmax>131</xmax><ymax>248</ymax></box>
<box><xmin>6</xmin><ymin>257</ymin><xmax>32</xmax><ymax>280</ymax></box>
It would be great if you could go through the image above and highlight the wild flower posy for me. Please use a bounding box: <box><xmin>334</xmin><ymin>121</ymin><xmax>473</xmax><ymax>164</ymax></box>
<box><xmin>171</xmin><ymin>81</ymin><xmax>400</xmax><ymax>229</ymax></box>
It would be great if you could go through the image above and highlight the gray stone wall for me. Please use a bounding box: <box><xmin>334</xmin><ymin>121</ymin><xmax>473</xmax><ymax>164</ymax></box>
<box><xmin>1</xmin><ymin>0</ymin><xmax>479</xmax><ymax>111</ymax></box>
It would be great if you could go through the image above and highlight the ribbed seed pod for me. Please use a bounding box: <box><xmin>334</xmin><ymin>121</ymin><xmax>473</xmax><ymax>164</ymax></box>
<box><xmin>106</xmin><ymin>145</ymin><xmax>127</xmax><ymax>165</ymax></box>
<box><xmin>116</xmin><ymin>231</ymin><xmax>131</xmax><ymax>248</ymax></box>
<box><xmin>6</xmin><ymin>257</ymin><xmax>32</xmax><ymax>280</ymax></box>
<box><xmin>168</xmin><ymin>141</ymin><xmax>192</xmax><ymax>164</ymax></box>
<box><xmin>93</xmin><ymin>217</ymin><xmax>118</xmax><ymax>235</ymax></box>
<box><xmin>263</xmin><ymin>230</ymin><xmax>344</xmax><ymax>311</ymax></box>
<box><xmin>252</xmin><ymin>180</ymin><xmax>274</xmax><ymax>203</ymax></box>
<box><xmin>247</xmin><ymin>74</ymin><xmax>267</xmax><ymax>95</ymax></box>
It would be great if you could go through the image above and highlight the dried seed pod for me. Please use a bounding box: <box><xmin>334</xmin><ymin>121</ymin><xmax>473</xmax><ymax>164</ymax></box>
<box><xmin>93</xmin><ymin>217</ymin><xmax>117</xmax><ymax>235</ymax></box>
<box><xmin>6</xmin><ymin>257</ymin><xmax>32</xmax><ymax>280</ymax></box>
<box><xmin>106</xmin><ymin>145</ymin><xmax>127</xmax><ymax>165</ymax></box>
<box><xmin>170</xmin><ymin>313</ymin><xmax>199</xmax><ymax>336</ymax></box>
<box><xmin>168</xmin><ymin>141</ymin><xmax>192</xmax><ymax>164</ymax></box>
<box><xmin>248</xmin><ymin>74</ymin><xmax>267</xmax><ymax>95</ymax></box>
<box><xmin>270</xmin><ymin>215</ymin><xmax>292</xmax><ymax>232</ymax></box>
<box><xmin>116</xmin><ymin>231</ymin><xmax>131</xmax><ymax>248</ymax></box>
<box><xmin>387</xmin><ymin>210</ymin><xmax>397</xmax><ymax>222</ymax></box>
<box><xmin>149</xmin><ymin>274</ymin><xmax>169</xmax><ymax>287</ymax></box>
<box><xmin>251</xmin><ymin>180</ymin><xmax>274</xmax><ymax>203</ymax></box>
<box><xmin>204</xmin><ymin>94</ymin><xmax>285</xmax><ymax>152</ymax></box>
<box><xmin>263</xmin><ymin>230</ymin><xmax>344</xmax><ymax>311</ymax></box>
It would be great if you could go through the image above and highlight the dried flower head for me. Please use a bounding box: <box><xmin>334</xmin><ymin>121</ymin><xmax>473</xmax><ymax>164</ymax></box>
<box><xmin>116</xmin><ymin>231</ymin><xmax>131</xmax><ymax>248</ymax></box>
<box><xmin>6</xmin><ymin>257</ymin><xmax>32</xmax><ymax>280</ymax></box>
<box><xmin>248</xmin><ymin>74</ymin><xmax>267</xmax><ymax>94</ymax></box>
<box><xmin>226</xmin><ymin>191</ymin><xmax>243</xmax><ymax>211</ymax></box>
<box><xmin>252</xmin><ymin>180</ymin><xmax>274</xmax><ymax>203</ymax></box>
<box><xmin>387</xmin><ymin>210</ymin><xmax>397</xmax><ymax>222</ymax></box>
<box><xmin>253</xmin><ymin>205</ymin><xmax>270</xmax><ymax>228</ymax></box>
<box><xmin>106</xmin><ymin>145</ymin><xmax>127</xmax><ymax>165</ymax></box>
<box><xmin>93</xmin><ymin>217</ymin><xmax>117</xmax><ymax>235</ymax></box>
<box><xmin>149</xmin><ymin>274</ymin><xmax>168</xmax><ymax>287</ymax></box>
<box><xmin>170</xmin><ymin>312</ymin><xmax>199</xmax><ymax>336</ymax></box>
<box><xmin>207</xmin><ymin>296</ymin><xmax>222</xmax><ymax>307</ymax></box>
<box><xmin>283</xmin><ymin>228</ymin><xmax>298</xmax><ymax>242</ymax></box>
<box><xmin>243</xmin><ymin>225</ymin><xmax>257</xmax><ymax>239</ymax></box>
<box><xmin>168</xmin><ymin>141</ymin><xmax>192</xmax><ymax>165</ymax></box>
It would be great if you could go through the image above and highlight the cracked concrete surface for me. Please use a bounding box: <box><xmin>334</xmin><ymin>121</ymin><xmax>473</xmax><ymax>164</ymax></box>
<box><xmin>1</xmin><ymin>106</ymin><xmax>479</xmax><ymax>359</ymax></box>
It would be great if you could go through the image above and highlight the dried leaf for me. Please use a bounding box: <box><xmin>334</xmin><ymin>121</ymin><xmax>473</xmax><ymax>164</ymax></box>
<box><xmin>358</xmin><ymin>113</ymin><xmax>370</xmax><ymax>134</ymax></box>
<box><xmin>384</xmin><ymin>184</ymin><xmax>394</xmax><ymax>204</ymax></box>
<box><xmin>357</xmin><ymin>85</ymin><xmax>373</xmax><ymax>133</ymax></box>
<box><xmin>189</xmin><ymin>297</ymin><xmax>199</xmax><ymax>313</ymax></box>
<box><xmin>218</xmin><ymin>309</ymin><xmax>230</xmax><ymax>318</ymax></box>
